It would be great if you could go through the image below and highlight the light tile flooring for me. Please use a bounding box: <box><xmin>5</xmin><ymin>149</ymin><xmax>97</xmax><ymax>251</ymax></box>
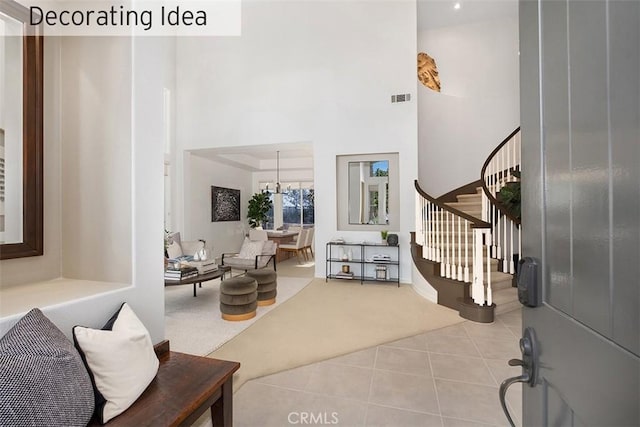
<box><xmin>234</xmin><ymin>309</ymin><xmax>523</xmax><ymax>427</ymax></box>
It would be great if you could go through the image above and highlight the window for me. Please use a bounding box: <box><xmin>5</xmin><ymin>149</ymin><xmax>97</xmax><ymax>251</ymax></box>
<box><xmin>258</xmin><ymin>181</ymin><xmax>314</xmax><ymax>229</ymax></box>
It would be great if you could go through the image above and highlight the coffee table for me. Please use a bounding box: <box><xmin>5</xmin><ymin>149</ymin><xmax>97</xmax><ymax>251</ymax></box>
<box><xmin>164</xmin><ymin>265</ymin><xmax>231</xmax><ymax>297</ymax></box>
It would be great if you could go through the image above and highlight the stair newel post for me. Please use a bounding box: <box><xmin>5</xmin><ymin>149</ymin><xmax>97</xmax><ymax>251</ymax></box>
<box><xmin>486</xmin><ymin>229</ymin><xmax>492</xmax><ymax>306</ymax></box>
<box><xmin>464</xmin><ymin>221</ymin><xmax>470</xmax><ymax>283</ymax></box>
<box><xmin>472</xmin><ymin>228</ymin><xmax>485</xmax><ymax>305</ymax></box>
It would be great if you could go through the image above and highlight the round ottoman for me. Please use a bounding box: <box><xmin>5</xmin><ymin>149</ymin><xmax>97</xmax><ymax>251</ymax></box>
<box><xmin>220</xmin><ymin>276</ymin><xmax>258</xmax><ymax>321</ymax></box>
<box><xmin>246</xmin><ymin>270</ymin><xmax>278</xmax><ymax>306</ymax></box>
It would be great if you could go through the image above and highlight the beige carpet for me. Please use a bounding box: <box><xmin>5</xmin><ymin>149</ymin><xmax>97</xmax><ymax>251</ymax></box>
<box><xmin>209</xmin><ymin>278</ymin><xmax>464</xmax><ymax>391</ymax></box>
<box><xmin>165</xmin><ymin>275</ymin><xmax>313</xmax><ymax>356</ymax></box>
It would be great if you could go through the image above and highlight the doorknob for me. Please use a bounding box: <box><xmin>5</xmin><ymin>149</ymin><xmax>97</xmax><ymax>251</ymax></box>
<box><xmin>499</xmin><ymin>327</ymin><xmax>538</xmax><ymax>427</ymax></box>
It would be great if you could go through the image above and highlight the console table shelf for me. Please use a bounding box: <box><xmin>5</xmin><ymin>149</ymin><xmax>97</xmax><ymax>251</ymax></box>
<box><xmin>325</xmin><ymin>242</ymin><xmax>400</xmax><ymax>287</ymax></box>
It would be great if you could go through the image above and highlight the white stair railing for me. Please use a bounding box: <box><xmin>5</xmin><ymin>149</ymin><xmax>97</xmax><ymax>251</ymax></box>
<box><xmin>415</xmin><ymin>181</ymin><xmax>493</xmax><ymax>306</ymax></box>
<box><xmin>480</xmin><ymin>128</ymin><xmax>521</xmax><ymax>275</ymax></box>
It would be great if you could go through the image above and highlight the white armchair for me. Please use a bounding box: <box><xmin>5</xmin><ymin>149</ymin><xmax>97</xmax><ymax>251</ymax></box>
<box><xmin>221</xmin><ymin>237</ymin><xmax>277</xmax><ymax>272</ymax></box>
<box><xmin>166</xmin><ymin>232</ymin><xmax>205</xmax><ymax>260</ymax></box>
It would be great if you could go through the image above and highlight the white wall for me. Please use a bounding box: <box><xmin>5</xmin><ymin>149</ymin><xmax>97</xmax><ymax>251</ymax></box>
<box><xmin>417</xmin><ymin>10</ymin><xmax>520</xmax><ymax>196</ymax></box>
<box><xmin>176</xmin><ymin>0</ymin><xmax>418</xmax><ymax>282</ymax></box>
<box><xmin>1</xmin><ymin>36</ymin><xmax>175</xmax><ymax>344</ymax></box>
<box><xmin>60</xmin><ymin>37</ymin><xmax>133</xmax><ymax>284</ymax></box>
<box><xmin>184</xmin><ymin>154</ymin><xmax>253</xmax><ymax>259</ymax></box>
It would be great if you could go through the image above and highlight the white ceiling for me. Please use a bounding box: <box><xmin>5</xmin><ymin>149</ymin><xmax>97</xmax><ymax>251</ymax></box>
<box><xmin>189</xmin><ymin>142</ymin><xmax>314</xmax><ymax>172</ymax></box>
<box><xmin>417</xmin><ymin>0</ymin><xmax>518</xmax><ymax>31</ymax></box>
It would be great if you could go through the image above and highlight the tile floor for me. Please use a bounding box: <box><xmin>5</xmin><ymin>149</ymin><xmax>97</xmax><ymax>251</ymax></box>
<box><xmin>234</xmin><ymin>308</ymin><xmax>523</xmax><ymax>427</ymax></box>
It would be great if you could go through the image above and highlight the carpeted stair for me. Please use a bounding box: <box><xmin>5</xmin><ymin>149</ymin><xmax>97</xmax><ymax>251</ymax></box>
<box><xmin>444</xmin><ymin>187</ymin><xmax>519</xmax><ymax>315</ymax></box>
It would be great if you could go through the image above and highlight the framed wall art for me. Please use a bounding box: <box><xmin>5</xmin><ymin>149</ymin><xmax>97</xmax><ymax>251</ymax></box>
<box><xmin>211</xmin><ymin>186</ymin><xmax>241</xmax><ymax>222</ymax></box>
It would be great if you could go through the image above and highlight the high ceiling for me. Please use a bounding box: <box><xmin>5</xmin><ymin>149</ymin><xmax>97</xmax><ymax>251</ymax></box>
<box><xmin>417</xmin><ymin>0</ymin><xmax>518</xmax><ymax>31</ymax></box>
<box><xmin>189</xmin><ymin>142</ymin><xmax>314</xmax><ymax>172</ymax></box>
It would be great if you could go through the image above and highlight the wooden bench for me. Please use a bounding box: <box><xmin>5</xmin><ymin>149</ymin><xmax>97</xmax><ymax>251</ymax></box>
<box><xmin>89</xmin><ymin>340</ymin><xmax>240</xmax><ymax>427</ymax></box>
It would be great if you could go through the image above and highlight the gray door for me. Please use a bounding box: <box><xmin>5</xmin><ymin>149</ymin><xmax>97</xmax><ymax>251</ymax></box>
<box><xmin>516</xmin><ymin>0</ymin><xmax>640</xmax><ymax>425</ymax></box>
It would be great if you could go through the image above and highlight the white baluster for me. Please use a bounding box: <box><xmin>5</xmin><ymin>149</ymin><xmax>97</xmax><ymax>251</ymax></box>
<box><xmin>512</xmin><ymin>138</ymin><xmax>516</xmax><ymax>177</ymax></box>
<box><xmin>491</xmin><ymin>203</ymin><xmax>496</xmax><ymax>258</ymax></box>
<box><xmin>510</xmin><ymin>220</ymin><xmax>515</xmax><ymax>274</ymax></box>
<box><xmin>457</xmin><ymin>216</ymin><xmax>463</xmax><ymax>280</ymax></box>
<box><xmin>438</xmin><ymin>208</ymin><xmax>447</xmax><ymax>277</ymax></box>
<box><xmin>496</xmin><ymin>211</ymin><xmax>502</xmax><ymax>260</ymax></box>
<box><xmin>445</xmin><ymin>211</ymin><xmax>451</xmax><ymax>278</ymax></box>
<box><xmin>416</xmin><ymin>191</ymin><xmax>423</xmax><ymax>244</ymax></box>
<box><xmin>426</xmin><ymin>201</ymin><xmax>433</xmax><ymax>259</ymax></box>
<box><xmin>502</xmin><ymin>216</ymin><xmax>509</xmax><ymax>272</ymax></box>
<box><xmin>518</xmin><ymin>224</ymin><xmax>522</xmax><ymax>264</ymax></box>
<box><xmin>436</xmin><ymin>206</ymin><xmax>441</xmax><ymax>263</ymax></box>
<box><xmin>464</xmin><ymin>221</ymin><xmax>470</xmax><ymax>283</ymax></box>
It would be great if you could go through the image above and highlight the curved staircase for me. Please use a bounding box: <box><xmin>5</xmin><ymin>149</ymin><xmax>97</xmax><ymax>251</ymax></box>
<box><xmin>413</xmin><ymin>128</ymin><xmax>521</xmax><ymax>322</ymax></box>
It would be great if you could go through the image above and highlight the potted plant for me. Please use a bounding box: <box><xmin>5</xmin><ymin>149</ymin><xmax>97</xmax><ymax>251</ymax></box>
<box><xmin>247</xmin><ymin>191</ymin><xmax>272</xmax><ymax>228</ymax></box>
<box><xmin>498</xmin><ymin>170</ymin><xmax>521</xmax><ymax>221</ymax></box>
<box><xmin>380</xmin><ymin>230</ymin><xmax>389</xmax><ymax>243</ymax></box>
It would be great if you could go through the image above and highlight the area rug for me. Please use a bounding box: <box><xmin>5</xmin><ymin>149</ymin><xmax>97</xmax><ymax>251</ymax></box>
<box><xmin>164</xmin><ymin>276</ymin><xmax>313</xmax><ymax>356</ymax></box>
<box><xmin>209</xmin><ymin>278</ymin><xmax>464</xmax><ymax>391</ymax></box>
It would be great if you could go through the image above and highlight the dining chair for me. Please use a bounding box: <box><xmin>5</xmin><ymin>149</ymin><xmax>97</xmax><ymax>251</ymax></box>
<box><xmin>278</xmin><ymin>228</ymin><xmax>308</xmax><ymax>263</ymax></box>
<box><xmin>303</xmin><ymin>227</ymin><xmax>315</xmax><ymax>259</ymax></box>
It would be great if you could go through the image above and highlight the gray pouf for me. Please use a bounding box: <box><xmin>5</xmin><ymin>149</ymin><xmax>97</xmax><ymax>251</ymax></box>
<box><xmin>220</xmin><ymin>276</ymin><xmax>258</xmax><ymax>321</ymax></box>
<box><xmin>246</xmin><ymin>270</ymin><xmax>278</xmax><ymax>306</ymax></box>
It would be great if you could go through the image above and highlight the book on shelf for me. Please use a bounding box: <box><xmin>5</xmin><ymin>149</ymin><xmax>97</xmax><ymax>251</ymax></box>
<box><xmin>335</xmin><ymin>271</ymin><xmax>354</xmax><ymax>279</ymax></box>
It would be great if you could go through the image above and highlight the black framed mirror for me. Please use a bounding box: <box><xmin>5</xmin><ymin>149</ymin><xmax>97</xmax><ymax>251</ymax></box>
<box><xmin>0</xmin><ymin>0</ymin><xmax>43</xmax><ymax>260</ymax></box>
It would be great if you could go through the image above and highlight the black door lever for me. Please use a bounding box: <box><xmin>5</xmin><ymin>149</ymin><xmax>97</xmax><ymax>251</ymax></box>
<box><xmin>499</xmin><ymin>327</ymin><xmax>538</xmax><ymax>427</ymax></box>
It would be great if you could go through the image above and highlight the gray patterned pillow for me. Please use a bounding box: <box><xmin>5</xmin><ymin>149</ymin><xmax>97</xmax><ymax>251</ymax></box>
<box><xmin>0</xmin><ymin>308</ymin><xmax>95</xmax><ymax>426</ymax></box>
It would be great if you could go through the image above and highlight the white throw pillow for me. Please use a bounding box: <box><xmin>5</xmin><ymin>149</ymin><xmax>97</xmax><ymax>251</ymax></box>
<box><xmin>166</xmin><ymin>241</ymin><xmax>183</xmax><ymax>259</ymax></box>
<box><xmin>238</xmin><ymin>238</ymin><xmax>265</xmax><ymax>259</ymax></box>
<box><xmin>73</xmin><ymin>303</ymin><xmax>159</xmax><ymax>424</ymax></box>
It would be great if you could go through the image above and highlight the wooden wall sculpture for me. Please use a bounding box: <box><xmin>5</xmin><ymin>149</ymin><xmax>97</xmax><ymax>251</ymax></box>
<box><xmin>417</xmin><ymin>52</ymin><xmax>441</xmax><ymax>92</ymax></box>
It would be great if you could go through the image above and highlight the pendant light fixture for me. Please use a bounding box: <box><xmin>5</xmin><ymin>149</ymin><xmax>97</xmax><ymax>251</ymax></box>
<box><xmin>275</xmin><ymin>151</ymin><xmax>282</xmax><ymax>194</ymax></box>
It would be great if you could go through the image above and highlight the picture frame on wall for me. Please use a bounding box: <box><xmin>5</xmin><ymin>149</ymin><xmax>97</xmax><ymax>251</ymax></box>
<box><xmin>211</xmin><ymin>186</ymin><xmax>241</xmax><ymax>222</ymax></box>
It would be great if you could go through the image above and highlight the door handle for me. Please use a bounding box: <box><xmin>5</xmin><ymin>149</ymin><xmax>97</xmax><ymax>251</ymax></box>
<box><xmin>499</xmin><ymin>327</ymin><xmax>538</xmax><ymax>427</ymax></box>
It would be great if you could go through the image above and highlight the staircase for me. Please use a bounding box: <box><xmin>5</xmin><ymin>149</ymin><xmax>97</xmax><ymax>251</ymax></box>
<box><xmin>412</xmin><ymin>128</ymin><xmax>521</xmax><ymax>322</ymax></box>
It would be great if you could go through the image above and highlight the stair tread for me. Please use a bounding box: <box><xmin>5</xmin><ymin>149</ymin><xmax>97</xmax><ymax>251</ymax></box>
<box><xmin>457</xmin><ymin>193</ymin><xmax>482</xmax><ymax>200</ymax></box>
<box><xmin>445</xmin><ymin>201</ymin><xmax>482</xmax><ymax>208</ymax></box>
<box><xmin>492</xmin><ymin>287</ymin><xmax>518</xmax><ymax>305</ymax></box>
